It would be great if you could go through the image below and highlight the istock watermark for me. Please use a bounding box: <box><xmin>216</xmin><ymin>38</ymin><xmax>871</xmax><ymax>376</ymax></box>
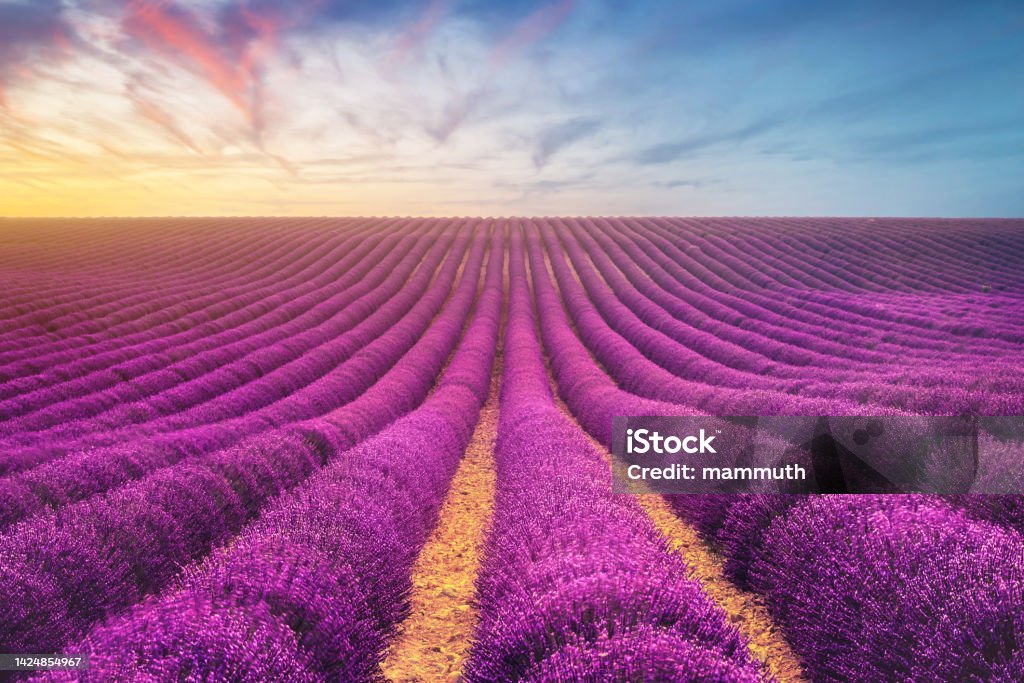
<box><xmin>611</xmin><ymin>416</ymin><xmax>1024</xmax><ymax>495</ymax></box>
<box><xmin>625</xmin><ymin>428</ymin><xmax>718</xmax><ymax>455</ymax></box>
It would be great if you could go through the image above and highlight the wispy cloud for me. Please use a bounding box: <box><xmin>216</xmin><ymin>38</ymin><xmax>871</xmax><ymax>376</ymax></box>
<box><xmin>632</xmin><ymin>116</ymin><xmax>785</xmax><ymax>165</ymax></box>
<box><xmin>387</xmin><ymin>0</ymin><xmax>454</xmax><ymax>67</ymax></box>
<box><xmin>425</xmin><ymin>86</ymin><xmax>489</xmax><ymax>143</ymax></box>
<box><xmin>124</xmin><ymin>77</ymin><xmax>204</xmax><ymax>154</ymax></box>
<box><xmin>119</xmin><ymin>0</ymin><xmax>315</xmax><ymax>140</ymax></box>
<box><xmin>421</xmin><ymin>0</ymin><xmax>581</xmax><ymax>144</ymax></box>
<box><xmin>656</xmin><ymin>178</ymin><xmax>713</xmax><ymax>189</ymax></box>
<box><xmin>856</xmin><ymin>120</ymin><xmax>1022</xmax><ymax>155</ymax></box>
<box><xmin>489</xmin><ymin>0</ymin><xmax>577</xmax><ymax>69</ymax></box>
<box><xmin>532</xmin><ymin>116</ymin><xmax>602</xmax><ymax>169</ymax></box>
<box><xmin>799</xmin><ymin>53</ymin><xmax>1011</xmax><ymax>125</ymax></box>
<box><xmin>0</xmin><ymin>1</ymin><xmax>74</xmax><ymax>106</ymax></box>
<box><xmin>495</xmin><ymin>172</ymin><xmax>597</xmax><ymax>200</ymax></box>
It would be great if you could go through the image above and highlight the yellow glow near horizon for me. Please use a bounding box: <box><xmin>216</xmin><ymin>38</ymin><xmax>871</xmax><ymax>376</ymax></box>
<box><xmin>0</xmin><ymin>173</ymin><xmax>472</xmax><ymax>218</ymax></box>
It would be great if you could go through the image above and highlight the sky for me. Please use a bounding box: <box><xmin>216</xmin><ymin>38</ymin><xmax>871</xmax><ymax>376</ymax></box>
<box><xmin>0</xmin><ymin>0</ymin><xmax>1022</xmax><ymax>217</ymax></box>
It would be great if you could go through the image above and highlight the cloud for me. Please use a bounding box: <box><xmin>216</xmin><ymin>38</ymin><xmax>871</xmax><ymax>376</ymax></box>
<box><xmin>656</xmin><ymin>178</ymin><xmax>711</xmax><ymax>189</ymax></box>
<box><xmin>314</xmin><ymin>0</ymin><xmax>417</xmax><ymax>24</ymax></box>
<box><xmin>422</xmin><ymin>0</ymin><xmax>581</xmax><ymax>144</ymax></box>
<box><xmin>124</xmin><ymin>77</ymin><xmax>204</xmax><ymax>154</ymax></box>
<box><xmin>121</xmin><ymin>2</ymin><xmax>252</xmax><ymax>124</ymax></box>
<box><xmin>856</xmin><ymin>120</ymin><xmax>1021</xmax><ymax>154</ymax></box>
<box><xmin>425</xmin><ymin>86</ymin><xmax>490</xmax><ymax>143</ymax></box>
<box><xmin>495</xmin><ymin>173</ymin><xmax>597</xmax><ymax>199</ymax></box>
<box><xmin>119</xmin><ymin>0</ymin><xmax>315</xmax><ymax>139</ymax></box>
<box><xmin>844</xmin><ymin>120</ymin><xmax>1024</xmax><ymax>165</ymax></box>
<box><xmin>632</xmin><ymin>116</ymin><xmax>784</xmax><ymax>165</ymax></box>
<box><xmin>388</xmin><ymin>0</ymin><xmax>454</xmax><ymax>66</ymax></box>
<box><xmin>532</xmin><ymin>116</ymin><xmax>601</xmax><ymax>169</ymax></box>
<box><xmin>489</xmin><ymin>0</ymin><xmax>577</xmax><ymax>69</ymax></box>
<box><xmin>0</xmin><ymin>1</ymin><xmax>74</xmax><ymax>106</ymax></box>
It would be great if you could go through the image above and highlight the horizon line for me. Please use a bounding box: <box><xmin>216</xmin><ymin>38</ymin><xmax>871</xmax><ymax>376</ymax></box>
<box><xmin>1</xmin><ymin>215</ymin><xmax>1022</xmax><ymax>221</ymax></box>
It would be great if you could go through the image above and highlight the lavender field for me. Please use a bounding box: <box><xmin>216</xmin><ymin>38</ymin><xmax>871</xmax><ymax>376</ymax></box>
<box><xmin>1</xmin><ymin>217</ymin><xmax>1023</xmax><ymax>682</ymax></box>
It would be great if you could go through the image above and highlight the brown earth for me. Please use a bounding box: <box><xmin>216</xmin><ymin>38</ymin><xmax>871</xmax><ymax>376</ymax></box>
<box><xmin>380</xmin><ymin>360</ymin><xmax>501</xmax><ymax>683</ymax></box>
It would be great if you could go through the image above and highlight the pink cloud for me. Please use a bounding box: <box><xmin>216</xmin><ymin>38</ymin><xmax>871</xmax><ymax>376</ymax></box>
<box><xmin>388</xmin><ymin>0</ymin><xmax>454</xmax><ymax>68</ymax></box>
<box><xmin>0</xmin><ymin>2</ymin><xmax>75</xmax><ymax>109</ymax></box>
<box><xmin>120</xmin><ymin>1</ymin><xmax>315</xmax><ymax>137</ymax></box>
<box><xmin>489</xmin><ymin>0</ymin><xmax>577</xmax><ymax>70</ymax></box>
<box><xmin>125</xmin><ymin>79</ymin><xmax>205</xmax><ymax>154</ymax></box>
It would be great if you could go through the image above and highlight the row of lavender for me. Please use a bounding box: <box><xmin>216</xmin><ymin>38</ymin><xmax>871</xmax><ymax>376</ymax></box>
<box><xmin>1</xmin><ymin>220</ymin><xmax>485</xmax><ymax>658</ymax></box>
<box><xmin>526</xmin><ymin>218</ymin><xmax>1024</xmax><ymax>681</ymax></box>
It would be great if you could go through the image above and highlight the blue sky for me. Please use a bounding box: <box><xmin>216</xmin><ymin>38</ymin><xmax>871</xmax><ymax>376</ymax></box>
<box><xmin>0</xmin><ymin>0</ymin><xmax>1022</xmax><ymax>216</ymax></box>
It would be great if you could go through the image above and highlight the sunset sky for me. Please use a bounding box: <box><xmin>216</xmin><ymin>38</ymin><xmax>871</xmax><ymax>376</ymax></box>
<box><xmin>1</xmin><ymin>0</ymin><xmax>1022</xmax><ymax>217</ymax></box>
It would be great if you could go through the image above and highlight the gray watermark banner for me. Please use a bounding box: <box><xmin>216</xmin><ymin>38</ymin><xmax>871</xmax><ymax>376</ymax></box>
<box><xmin>611</xmin><ymin>416</ymin><xmax>1024</xmax><ymax>494</ymax></box>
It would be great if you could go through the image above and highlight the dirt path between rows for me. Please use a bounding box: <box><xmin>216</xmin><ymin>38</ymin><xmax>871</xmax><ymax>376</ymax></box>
<box><xmin>380</xmin><ymin>357</ymin><xmax>501</xmax><ymax>683</ymax></box>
